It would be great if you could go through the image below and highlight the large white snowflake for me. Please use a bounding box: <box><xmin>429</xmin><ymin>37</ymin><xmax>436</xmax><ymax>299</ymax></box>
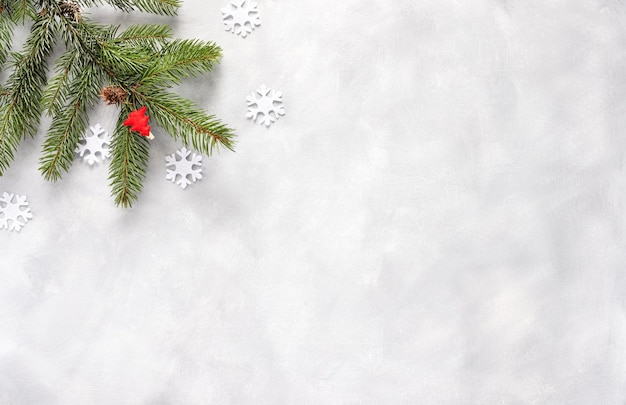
<box><xmin>0</xmin><ymin>192</ymin><xmax>33</xmax><ymax>232</ymax></box>
<box><xmin>76</xmin><ymin>123</ymin><xmax>111</xmax><ymax>165</ymax></box>
<box><xmin>247</xmin><ymin>85</ymin><xmax>285</xmax><ymax>127</ymax></box>
<box><xmin>165</xmin><ymin>147</ymin><xmax>203</xmax><ymax>189</ymax></box>
<box><xmin>221</xmin><ymin>0</ymin><xmax>260</xmax><ymax>38</ymax></box>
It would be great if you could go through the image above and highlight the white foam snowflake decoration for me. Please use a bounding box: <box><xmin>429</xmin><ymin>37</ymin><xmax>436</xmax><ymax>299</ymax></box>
<box><xmin>247</xmin><ymin>85</ymin><xmax>285</xmax><ymax>127</ymax></box>
<box><xmin>76</xmin><ymin>123</ymin><xmax>111</xmax><ymax>165</ymax></box>
<box><xmin>0</xmin><ymin>192</ymin><xmax>33</xmax><ymax>232</ymax></box>
<box><xmin>221</xmin><ymin>0</ymin><xmax>260</xmax><ymax>38</ymax></box>
<box><xmin>165</xmin><ymin>147</ymin><xmax>203</xmax><ymax>189</ymax></box>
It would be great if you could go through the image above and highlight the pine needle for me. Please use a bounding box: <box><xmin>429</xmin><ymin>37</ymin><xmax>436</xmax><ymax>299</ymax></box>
<box><xmin>140</xmin><ymin>89</ymin><xmax>235</xmax><ymax>156</ymax></box>
<box><xmin>0</xmin><ymin>15</ymin><xmax>57</xmax><ymax>175</ymax></box>
<box><xmin>39</xmin><ymin>61</ymin><xmax>103</xmax><ymax>181</ymax></box>
<box><xmin>108</xmin><ymin>103</ymin><xmax>149</xmax><ymax>208</ymax></box>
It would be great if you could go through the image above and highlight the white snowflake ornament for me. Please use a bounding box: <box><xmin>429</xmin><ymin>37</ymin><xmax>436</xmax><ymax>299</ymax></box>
<box><xmin>221</xmin><ymin>0</ymin><xmax>260</xmax><ymax>38</ymax></box>
<box><xmin>247</xmin><ymin>85</ymin><xmax>285</xmax><ymax>127</ymax></box>
<box><xmin>165</xmin><ymin>147</ymin><xmax>203</xmax><ymax>189</ymax></box>
<box><xmin>76</xmin><ymin>124</ymin><xmax>111</xmax><ymax>165</ymax></box>
<box><xmin>0</xmin><ymin>192</ymin><xmax>33</xmax><ymax>232</ymax></box>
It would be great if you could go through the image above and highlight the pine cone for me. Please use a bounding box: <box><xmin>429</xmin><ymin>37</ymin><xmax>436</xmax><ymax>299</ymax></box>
<box><xmin>100</xmin><ymin>86</ymin><xmax>128</xmax><ymax>105</ymax></box>
<box><xmin>58</xmin><ymin>1</ymin><xmax>80</xmax><ymax>21</ymax></box>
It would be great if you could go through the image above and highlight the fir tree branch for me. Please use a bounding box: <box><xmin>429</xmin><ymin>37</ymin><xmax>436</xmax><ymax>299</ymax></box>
<box><xmin>138</xmin><ymin>39</ymin><xmax>221</xmax><ymax>87</ymax></box>
<box><xmin>74</xmin><ymin>0</ymin><xmax>132</xmax><ymax>12</ymax></box>
<box><xmin>108</xmin><ymin>103</ymin><xmax>149</xmax><ymax>207</ymax></box>
<box><xmin>6</xmin><ymin>0</ymin><xmax>36</xmax><ymax>22</ymax></box>
<box><xmin>42</xmin><ymin>47</ymin><xmax>79</xmax><ymax>115</ymax></box>
<box><xmin>0</xmin><ymin>12</ymin><xmax>15</xmax><ymax>67</ymax></box>
<box><xmin>0</xmin><ymin>15</ymin><xmax>57</xmax><ymax>175</ymax></box>
<box><xmin>39</xmin><ymin>61</ymin><xmax>102</xmax><ymax>181</ymax></box>
<box><xmin>130</xmin><ymin>0</ymin><xmax>179</xmax><ymax>16</ymax></box>
<box><xmin>58</xmin><ymin>15</ymin><xmax>143</xmax><ymax>86</ymax></box>
<box><xmin>75</xmin><ymin>0</ymin><xmax>179</xmax><ymax>15</ymax></box>
<box><xmin>113</xmin><ymin>23</ymin><xmax>171</xmax><ymax>46</ymax></box>
<box><xmin>138</xmin><ymin>89</ymin><xmax>235</xmax><ymax>155</ymax></box>
<box><xmin>0</xmin><ymin>0</ymin><xmax>235</xmax><ymax>207</ymax></box>
<box><xmin>99</xmin><ymin>40</ymin><xmax>146</xmax><ymax>74</ymax></box>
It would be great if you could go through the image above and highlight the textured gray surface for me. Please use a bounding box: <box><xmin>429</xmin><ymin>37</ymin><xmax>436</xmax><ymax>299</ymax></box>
<box><xmin>1</xmin><ymin>0</ymin><xmax>626</xmax><ymax>403</ymax></box>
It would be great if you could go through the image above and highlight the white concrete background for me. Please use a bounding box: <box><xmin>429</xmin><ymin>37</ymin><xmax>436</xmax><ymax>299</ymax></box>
<box><xmin>1</xmin><ymin>0</ymin><xmax>626</xmax><ymax>403</ymax></box>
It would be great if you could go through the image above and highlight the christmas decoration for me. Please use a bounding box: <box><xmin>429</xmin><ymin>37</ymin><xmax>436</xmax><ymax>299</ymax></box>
<box><xmin>0</xmin><ymin>0</ymin><xmax>235</xmax><ymax>208</ymax></box>
<box><xmin>165</xmin><ymin>147</ymin><xmax>203</xmax><ymax>189</ymax></box>
<box><xmin>222</xmin><ymin>0</ymin><xmax>260</xmax><ymax>38</ymax></box>
<box><xmin>247</xmin><ymin>85</ymin><xmax>285</xmax><ymax>127</ymax></box>
<box><xmin>76</xmin><ymin>123</ymin><xmax>111</xmax><ymax>165</ymax></box>
<box><xmin>0</xmin><ymin>192</ymin><xmax>33</xmax><ymax>232</ymax></box>
<box><xmin>123</xmin><ymin>106</ymin><xmax>154</xmax><ymax>139</ymax></box>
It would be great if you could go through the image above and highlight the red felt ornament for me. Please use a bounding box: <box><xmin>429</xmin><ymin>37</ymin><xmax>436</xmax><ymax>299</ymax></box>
<box><xmin>123</xmin><ymin>106</ymin><xmax>154</xmax><ymax>139</ymax></box>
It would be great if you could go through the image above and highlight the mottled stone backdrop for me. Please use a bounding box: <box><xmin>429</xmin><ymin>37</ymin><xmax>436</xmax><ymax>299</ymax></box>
<box><xmin>1</xmin><ymin>0</ymin><xmax>626</xmax><ymax>403</ymax></box>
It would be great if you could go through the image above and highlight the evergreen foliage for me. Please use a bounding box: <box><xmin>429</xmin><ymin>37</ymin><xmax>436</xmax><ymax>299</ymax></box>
<box><xmin>0</xmin><ymin>0</ymin><xmax>234</xmax><ymax>207</ymax></box>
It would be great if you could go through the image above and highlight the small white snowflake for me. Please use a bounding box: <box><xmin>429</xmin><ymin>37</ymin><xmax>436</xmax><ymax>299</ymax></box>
<box><xmin>76</xmin><ymin>123</ymin><xmax>111</xmax><ymax>165</ymax></box>
<box><xmin>247</xmin><ymin>85</ymin><xmax>285</xmax><ymax>127</ymax></box>
<box><xmin>0</xmin><ymin>192</ymin><xmax>33</xmax><ymax>232</ymax></box>
<box><xmin>165</xmin><ymin>147</ymin><xmax>203</xmax><ymax>189</ymax></box>
<box><xmin>221</xmin><ymin>0</ymin><xmax>260</xmax><ymax>38</ymax></box>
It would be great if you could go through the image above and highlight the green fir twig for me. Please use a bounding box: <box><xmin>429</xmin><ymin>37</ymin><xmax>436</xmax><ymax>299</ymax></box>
<box><xmin>0</xmin><ymin>0</ymin><xmax>234</xmax><ymax>207</ymax></box>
